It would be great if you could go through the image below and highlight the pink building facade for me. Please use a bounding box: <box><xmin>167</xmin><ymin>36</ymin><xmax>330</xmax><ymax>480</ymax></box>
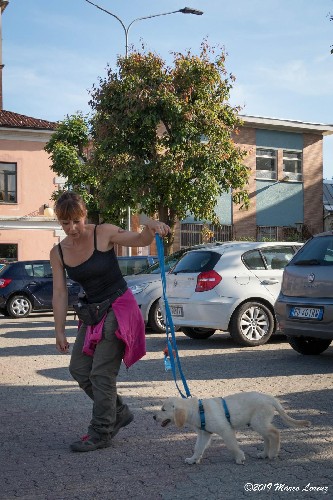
<box><xmin>0</xmin><ymin>110</ymin><xmax>62</xmax><ymax>261</ymax></box>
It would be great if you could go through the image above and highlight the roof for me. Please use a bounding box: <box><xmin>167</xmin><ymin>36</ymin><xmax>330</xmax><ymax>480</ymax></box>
<box><xmin>0</xmin><ymin>110</ymin><xmax>57</xmax><ymax>131</ymax></box>
<box><xmin>240</xmin><ymin>115</ymin><xmax>333</xmax><ymax>136</ymax></box>
<box><xmin>323</xmin><ymin>179</ymin><xmax>333</xmax><ymax>213</ymax></box>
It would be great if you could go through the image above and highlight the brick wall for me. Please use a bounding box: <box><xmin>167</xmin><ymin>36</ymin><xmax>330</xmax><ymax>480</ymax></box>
<box><xmin>232</xmin><ymin>126</ymin><xmax>257</xmax><ymax>239</ymax></box>
<box><xmin>303</xmin><ymin>134</ymin><xmax>323</xmax><ymax>234</ymax></box>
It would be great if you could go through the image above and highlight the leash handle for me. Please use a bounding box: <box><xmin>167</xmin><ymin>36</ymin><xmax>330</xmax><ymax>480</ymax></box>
<box><xmin>156</xmin><ymin>234</ymin><xmax>191</xmax><ymax>398</ymax></box>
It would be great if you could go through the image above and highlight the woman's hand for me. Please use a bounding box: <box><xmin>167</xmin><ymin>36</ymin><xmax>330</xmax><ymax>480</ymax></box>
<box><xmin>56</xmin><ymin>333</ymin><xmax>70</xmax><ymax>354</ymax></box>
<box><xmin>145</xmin><ymin>220</ymin><xmax>170</xmax><ymax>237</ymax></box>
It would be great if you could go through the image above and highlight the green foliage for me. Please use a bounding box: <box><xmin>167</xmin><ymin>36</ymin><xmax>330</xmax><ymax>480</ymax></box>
<box><xmin>45</xmin><ymin>42</ymin><xmax>250</xmax><ymax>247</ymax></box>
<box><xmin>44</xmin><ymin>113</ymin><xmax>99</xmax><ymax>218</ymax></box>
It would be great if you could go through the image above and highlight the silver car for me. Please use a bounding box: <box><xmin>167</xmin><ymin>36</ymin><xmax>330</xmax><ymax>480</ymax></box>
<box><xmin>125</xmin><ymin>249</ymin><xmax>191</xmax><ymax>332</ymax></box>
<box><xmin>275</xmin><ymin>231</ymin><xmax>333</xmax><ymax>355</ymax></box>
<box><xmin>125</xmin><ymin>244</ymin><xmax>224</xmax><ymax>333</ymax></box>
<box><xmin>165</xmin><ymin>241</ymin><xmax>302</xmax><ymax>347</ymax></box>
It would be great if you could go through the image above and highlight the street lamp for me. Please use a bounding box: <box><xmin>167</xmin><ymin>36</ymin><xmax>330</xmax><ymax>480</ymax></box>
<box><xmin>84</xmin><ymin>0</ymin><xmax>203</xmax><ymax>253</ymax></box>
<box><xmin>84</xmin><ymin>1</ymin><xmax>203</xmax><ymax>56</ymax></box>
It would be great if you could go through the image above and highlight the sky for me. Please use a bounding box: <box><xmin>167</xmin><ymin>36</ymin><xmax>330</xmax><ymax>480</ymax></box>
<box><xmin>2</xmin><ymin>0</ymin><xmax>333</xmax><ymax>178</ymax></box>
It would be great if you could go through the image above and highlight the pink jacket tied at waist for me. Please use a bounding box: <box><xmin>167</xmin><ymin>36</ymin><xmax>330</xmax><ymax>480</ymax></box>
<box><xmin>81</xmin><ymin>289</ymin><xmax>146</xmax><ymax>368</ymax></box>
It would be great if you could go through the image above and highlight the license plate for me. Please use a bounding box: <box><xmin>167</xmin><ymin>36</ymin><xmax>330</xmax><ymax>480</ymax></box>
<box><xmin>289</xmin><ymin>306</ymin><xmax>323</xmax><ymax>320</ymax></box>
<box><xmin>170</xmin><ymin>305</ymin><xmax>184</xmax><ymax>317</ymax></box>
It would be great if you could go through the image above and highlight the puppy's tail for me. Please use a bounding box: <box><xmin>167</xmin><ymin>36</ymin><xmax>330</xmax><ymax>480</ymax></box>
<box><xmin>272</xmin><ymin>398</ymin><xmax>311</xmax><ymax>428</ymax></box>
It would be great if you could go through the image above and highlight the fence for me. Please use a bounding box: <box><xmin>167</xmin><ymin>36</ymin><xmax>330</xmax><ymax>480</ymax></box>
<box><xmin>180</xmin><ymin>223</ymin><xmax>233</xmax><ymax>247</ymax></box>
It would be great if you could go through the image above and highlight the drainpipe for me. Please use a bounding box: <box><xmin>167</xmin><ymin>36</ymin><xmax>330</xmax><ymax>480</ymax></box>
<box><xmin>0</xmin><ymin>1</ymin><xmax>8</xmax><ymax>110</ymax></box>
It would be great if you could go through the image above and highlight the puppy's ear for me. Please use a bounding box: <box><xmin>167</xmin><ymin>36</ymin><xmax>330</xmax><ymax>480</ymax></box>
<box><xmin>174</xmin><ymin>408</ymin><xmax>186</xmax><ymax>427</ymax></box>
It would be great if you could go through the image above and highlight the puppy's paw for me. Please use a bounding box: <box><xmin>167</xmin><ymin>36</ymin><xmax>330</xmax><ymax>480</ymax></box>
<box><xmin>235</xmin><ymin>451</ymin><xmax>246</xmax><ymax>465</ymax></box>
<box><xmin>257</xmin><ymin>451</ymin><xmax>268</xmax><ymax>459</ymax></box>
<box><xmin>185</xmin><ymin>457</ymin><xmax>200</xmax><ymax>465</ymax></box>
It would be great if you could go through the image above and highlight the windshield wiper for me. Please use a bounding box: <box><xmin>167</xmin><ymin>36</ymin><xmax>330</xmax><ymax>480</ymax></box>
<box><xmin>294</xmin><ymin>259</ymin><xmax>321</xmax><ymax>265</ymax></box>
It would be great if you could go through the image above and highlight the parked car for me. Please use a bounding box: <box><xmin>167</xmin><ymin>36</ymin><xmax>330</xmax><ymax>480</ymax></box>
<box><xmin>117</xmin><ymin>255</ymin><xmax>157</xmax><ymax>276</ymax></box>
<box><xmin>125</xmin><ymin>244</ymin><xmax>223</xmax><ymax>333</ymax></box>
<box><xmin>275</xmin><ymin>231</ymin><xmax>333</xmax><ymax>355</ymax></box>
<box><xmin>165</xmin><ymin>241</ymin><xmax>303</xmax><ymax>346</ymax></box>
<box><xmin>0</xmin><ymin>260</ymin><xmax>81</xmax><ymax>318</ymax></box>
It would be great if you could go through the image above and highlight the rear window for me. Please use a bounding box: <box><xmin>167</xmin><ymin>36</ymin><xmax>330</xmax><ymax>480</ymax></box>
<box><xmin>0</xmin><ymin>263</ymin><xmax>23</xmax><ymax>277</ymax></box>
<box><xmin>291</xmin><ymin>235</ymin><xmax>333</xmax><ymax>266</ymax></box>
<box><xmin>171</xmin><ymin>251</ymin><xmax>221</xmax><ymax>274</ymax></box>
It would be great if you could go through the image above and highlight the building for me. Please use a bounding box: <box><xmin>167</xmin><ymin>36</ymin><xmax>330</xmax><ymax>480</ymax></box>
<box><xmin>177</xmin><ymin>115</ymin><xmax>333</xmax><ymax>249</ymax></box>
<box><xmin>0</xmin><ymin>110</ymin><xmax>61</xmax><ymax>261</ymax></box>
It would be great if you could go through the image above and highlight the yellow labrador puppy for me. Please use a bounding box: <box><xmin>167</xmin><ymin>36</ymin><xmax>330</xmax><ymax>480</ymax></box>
<box><xmin>153</xmin><ymin>393</ymin><xmax>310</xmax><ymax>465</ymax></box>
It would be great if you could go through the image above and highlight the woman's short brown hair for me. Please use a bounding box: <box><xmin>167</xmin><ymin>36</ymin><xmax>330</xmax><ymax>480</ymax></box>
<box><xmin>54</xmin><ymin>192</ymin><xmax>87</xmax><ymax>220</ymax></box>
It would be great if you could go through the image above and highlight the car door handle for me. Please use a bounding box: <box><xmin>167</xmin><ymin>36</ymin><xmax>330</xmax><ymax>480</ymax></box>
<box><xmin>261</xmin><ymin>279</ymin><xmax>279</xmax><ymax>285</ymax></box>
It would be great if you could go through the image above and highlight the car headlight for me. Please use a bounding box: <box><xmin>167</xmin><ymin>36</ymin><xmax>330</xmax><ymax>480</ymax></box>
<box><xmin>129</xmin><ymin>283</ymin><xmax>151</xmax><ymax>295</ymax></box>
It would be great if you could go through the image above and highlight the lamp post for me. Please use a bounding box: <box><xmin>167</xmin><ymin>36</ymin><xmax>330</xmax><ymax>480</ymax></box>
<box><xmin>84</xmin><ymin>0</ymin><xmax>203</xmax><ymax>254</ymax></box>
<box><xmin>85</xmin><ymin>1</ymin><xmax>203</xmax><ymax>57</ymax></box>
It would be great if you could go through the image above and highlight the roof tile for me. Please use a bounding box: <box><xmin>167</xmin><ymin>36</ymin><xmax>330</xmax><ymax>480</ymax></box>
<box><xmin>0</xmin><ymin>110</ymin><xmax>57</xmax><ymax>130</ymax></box>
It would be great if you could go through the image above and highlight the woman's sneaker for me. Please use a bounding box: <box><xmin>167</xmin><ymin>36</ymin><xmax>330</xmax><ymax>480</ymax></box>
<box><xmin>70</xmin><ymin>433</ymin><xmax>111</xmax><ymax>452</ymax></box>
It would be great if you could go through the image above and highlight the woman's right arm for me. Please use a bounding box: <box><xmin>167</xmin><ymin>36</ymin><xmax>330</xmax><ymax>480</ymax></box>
<box><xmin>50</xmin><ymin>246</ymin><xmax>70</xmax><ymax>354</ymax></box>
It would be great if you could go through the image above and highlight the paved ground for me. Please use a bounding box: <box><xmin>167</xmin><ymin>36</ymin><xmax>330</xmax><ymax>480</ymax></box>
<box><xmin>0</xmin><ymin>312</ymin><xmax>332</xmax><ymax>500</ymax></box>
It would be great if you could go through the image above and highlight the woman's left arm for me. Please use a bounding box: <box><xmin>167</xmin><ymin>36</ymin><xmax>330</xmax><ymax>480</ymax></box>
<box><xmin>108</xmin><ymin>219</ymin><xmax>170</xmax><ymax>247</ymax></box>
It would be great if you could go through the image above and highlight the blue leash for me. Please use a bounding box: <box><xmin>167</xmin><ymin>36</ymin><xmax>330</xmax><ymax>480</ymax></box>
<box><xmin>155</xmin><ymin>234</ymin><xmax>191</xmax><ymax>399</ymax></box>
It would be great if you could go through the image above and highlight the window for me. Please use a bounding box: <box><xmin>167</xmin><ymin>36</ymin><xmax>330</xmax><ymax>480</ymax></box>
<box><xmin>243</xmin><ymin>250</ymin><xmax>266</xmax><ymax>270</ymax></box>
<box><xmin>0</xmin><ymin>163</ymin><xmax>17</xmax><ymax>202</ymax></box>
<box><xmin>260</xmin><ymin>246</ymin><xmax>295</xmax><ymax>269</ymax></box>
<box><xmin>256</xmin><ymin>148</ymin><xmax>277</xmax><ymax>180</ymax></box>
<box><xmin>283</xmin><ymin>150</ymin><xmax>302</xmax><ymax>181</ymax></box>
<box><xmin>172</xmin><ymin>251</ymin><xmax>221</xmax><ymax>274</ymax></box>
<box><xmin>24</xmin><ymin>262</ymin><xmax>53</xmax><ymax>278</ymax></box>
<box><xmin>256</xmin><ymin>226</ymin><xmax>278</xmax><ymax>241</ymax></box>
<box><xmin>292</xmin><ymin>235</ymin><xmax>333</xmax><ymax>266</ymax></box>
<box><xmin>0</xmin><ymin>243</ymin><xmax>18</xmax><ymax>262</ymax></box>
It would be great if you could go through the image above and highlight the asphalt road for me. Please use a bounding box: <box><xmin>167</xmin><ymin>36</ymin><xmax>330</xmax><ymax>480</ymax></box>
<box><xmin>0</xmin><ymin>313</ymin><xmax>332</xmax><ymax>500</ymax></box>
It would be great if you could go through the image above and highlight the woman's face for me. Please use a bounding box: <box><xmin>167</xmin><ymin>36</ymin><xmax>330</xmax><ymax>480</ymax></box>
<box><xmin>59</xmin><ymin>217</ymin><xmax>86</xmax><ymax>238</ymax></box>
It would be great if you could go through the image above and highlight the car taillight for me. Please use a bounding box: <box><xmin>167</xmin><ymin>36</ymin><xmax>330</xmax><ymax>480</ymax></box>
<box><xmin>195</xmin><ymin>270</ymin><xmax>222</xmax><ymax>292</ymax></box>
<box><xmin>0</xmin><ymin>278</ymin><xmax>12</xmax><ymax>288</ymax></box>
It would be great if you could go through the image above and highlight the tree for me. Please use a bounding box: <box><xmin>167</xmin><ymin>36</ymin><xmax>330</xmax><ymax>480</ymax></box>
<box><xmin>44</xmin><ymin>112</ymin><xmax>100</xmax><ymax>219</ymax></box>
<box><xmin>45</xmin><ymin>42</ymin><xmax>250</xmax><ymax>253</ymax></box>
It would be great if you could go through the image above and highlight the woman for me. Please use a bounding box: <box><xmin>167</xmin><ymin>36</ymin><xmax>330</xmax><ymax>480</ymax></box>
<box><xmin>50</xmin><ymin>191</ymin><xmax>170</xmax><ymax>452</ymax></box>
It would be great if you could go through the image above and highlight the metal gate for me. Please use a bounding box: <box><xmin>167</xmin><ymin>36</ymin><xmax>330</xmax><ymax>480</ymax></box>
<box><xmin>180</xmin><ymin>223</ymin><xmax>233</xmax><ymax>247</ymax></box>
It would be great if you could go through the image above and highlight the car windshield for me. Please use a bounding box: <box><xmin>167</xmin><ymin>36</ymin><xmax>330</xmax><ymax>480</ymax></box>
<box><xmin>291</xmin><ymin>235</ymin><xmax>333</xmax><ymax>266</ymax></box>
<box><xmin>135</xmin><ymin>251</ymin><xmax>185</xmax><ymax>275</ymax></box>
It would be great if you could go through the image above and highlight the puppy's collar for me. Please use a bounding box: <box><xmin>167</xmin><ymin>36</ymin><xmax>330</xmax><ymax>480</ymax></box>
<box><xmin>221</xmin><ymin>398</ymin><xmax>231</xmax><ymax>424</ymax></box>
<box><xmin>198</xmin><ymin>399</ymin><xmax>206</xmax><ymax>430</ymax></box>
<box><xmin>198</xmin><ymin>398</ymin><xmax>231</xmax><ymax>431</ymax></box>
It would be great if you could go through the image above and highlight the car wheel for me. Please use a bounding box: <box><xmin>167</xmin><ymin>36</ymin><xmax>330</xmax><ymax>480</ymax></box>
<box><xmin>288</xmin><ymin>337</ymin><xmax>332</xmax><ymax>355</ymax></box>
<box><xmin>230</xmin><ymin>301</ymin><xmax>274</xmax><ymax>346</ymax></box>
<box><xmin>148</xmin><ymin>300</ymin><xmax>166</xmax><ymax>333</ymax></box>
<box><xmin>181</xmin><ymin>327</ymin><xmax>216</xmax><ymax>339</ymax></box>
<box><xmin>7</xmin><ymin>295</ymin><xmax>32</xmax><ymax>318</ymax></box>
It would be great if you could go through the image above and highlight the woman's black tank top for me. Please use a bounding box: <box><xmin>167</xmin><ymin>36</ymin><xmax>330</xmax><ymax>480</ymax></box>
<box><xmin>57</xmin><ymin>225</ymin><xmax>127</xmax><ymax>303</ymax></box>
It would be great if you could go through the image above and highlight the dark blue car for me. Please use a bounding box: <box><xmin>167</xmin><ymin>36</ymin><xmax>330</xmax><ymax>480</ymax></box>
<box><xmin>0</xmin><ymin>260</ymin><xmax>81</xmax><ymax>318</ymax></box>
